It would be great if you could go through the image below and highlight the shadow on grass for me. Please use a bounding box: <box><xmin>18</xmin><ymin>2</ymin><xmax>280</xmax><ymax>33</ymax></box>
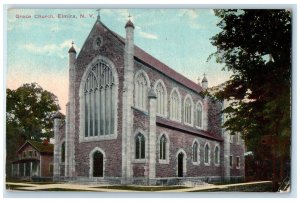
<box><xmin>92</xmin><ymin>185</ymin><xmax>188</xmax><ymax>192</ymax></box>
<box><xmin>6</xmin><ymin>184</ymin><xmax>34</xmax><ymax>190</ymax></box>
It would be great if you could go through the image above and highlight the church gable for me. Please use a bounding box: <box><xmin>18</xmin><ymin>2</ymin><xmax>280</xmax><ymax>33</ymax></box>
<box><xmin>76</xmin><ymin>19</ymin><xmax>125</xmax><ymax>73</ymax></box>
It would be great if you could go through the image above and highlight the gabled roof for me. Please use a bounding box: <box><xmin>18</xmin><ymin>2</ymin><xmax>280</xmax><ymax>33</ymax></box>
<box><xmin>91</xmin><ymin>20</ymin><xmax>204</xmax><ymax>94</ymax></box>
<box><xmin>17</xmin><ymin>140</ymin><xmax>54</xmax><ymax>154</ymax></box>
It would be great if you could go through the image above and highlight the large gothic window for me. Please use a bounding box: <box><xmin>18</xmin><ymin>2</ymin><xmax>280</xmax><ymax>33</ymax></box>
<box><xmin>159</xmin><ymin>135</ymin><xmax>167</xmax><ymax>160</ymax></box>
<box><xmin>195</xmin><ymin>102</ymin><xmax>203</xmax><ymax>128</ymax></box>
<box><xmin>135</xmin><ymin>72</ymin><xmax>148</xmax><ymax>110</ymax></box>
<box><xmin>135</xmin><ymin>133</ymin><xmax>145</xmax><ymax>159</ymax></box>
<box><xmin>155</xmin><ymin>82</ymin><xmax>166</xmax><ymax>116</ymax></box>
<box><xmin>170</xmin><ymin>89</ymin><xmax>181</xmax><ymax>121</ymax></box>
<box><xmin>184</xmin><ymin>96</ymin><xmax>193</xmax><ymax>125</ymax></box>
<box><xmin>84</xmin><ymin>62</ymin><xmax>115</xmax><ymax>137</ymax></box>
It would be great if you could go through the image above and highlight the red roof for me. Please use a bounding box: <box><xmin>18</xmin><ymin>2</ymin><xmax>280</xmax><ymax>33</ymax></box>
<box><xmin>156</xmin><ymin>116</ymin><xmax>223</xmax><ymax>142</ymax></box>
<box><xmin>134</xmin><ymin>47</ymin><xmax>203</xmax><ymax>93</ymax></box>
<box><xmin>109</xmin><ymin>27</ymin><xmax>203</xmax><ymax>93</ymax></box>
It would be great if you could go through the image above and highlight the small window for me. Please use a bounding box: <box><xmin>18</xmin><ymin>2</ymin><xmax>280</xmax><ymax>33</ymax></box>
<box><xmin>135</xmin><ymin>133</ymin><xmax>145</xmax><ymax>159</ymax></box>
<box><xmin>230</xmin><ymin>155</ymin><xmax>233</xmax><ymax>167</ymax></box>
<box><xmin>34</xmin><ymin>151</ymin><xmax>37</xmax><ymax>157</ymax></box>
<box><xmin>214</xmin><ymin>146</ymin><xmax>220</xmax><ymax>165</ymax></box>
<box><xmin>236</xmin><ymin>156</ymin><xmax>240</xmax><ymax>168</ymax></box>
<box><xmin>160</xmin><ymin>135</ymin><xmax>167</xmax><ymax>160</ymax></box>
<box><xmin>29</xmin><ymin>151</ymin><xmax>32</xmax><ymax>157</ymax></box>
<box><xmin>204</xmin><ymin>144</ymin><xmax>210</xmax><ymax>165</ymax></box>
<box><xmin>192</xmin><ymin>142</ymin><xmax>199</xmax><ymax>163</ymax></box>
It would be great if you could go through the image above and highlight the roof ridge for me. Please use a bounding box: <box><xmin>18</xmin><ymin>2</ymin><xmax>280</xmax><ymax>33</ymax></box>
<box><xmin>110</xmin><ymin>30</ymin><xmax>203</xmax><ymax>93</ymax></box>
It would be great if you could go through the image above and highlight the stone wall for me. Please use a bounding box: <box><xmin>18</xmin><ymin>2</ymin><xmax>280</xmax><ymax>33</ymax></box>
<box><xmin>73</xmin><ymin>21</ymin><xmax>125</xmax><ymax>178</ymax></box>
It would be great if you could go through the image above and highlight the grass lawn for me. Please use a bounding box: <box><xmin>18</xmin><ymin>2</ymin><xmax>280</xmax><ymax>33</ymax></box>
<box><xmin>6</xmin><ymin>184</ymin><xmax>34</xmax><ymax>190</ymax></box>
<box><xmin>93</xmin><ymin>185</ymin><xmax>188</xmax><ymax>191</ymax></box>
<box><xmin>189</xmin><ymin>182</ymin><xmax>273</xmax><ymax>192</ymax></box>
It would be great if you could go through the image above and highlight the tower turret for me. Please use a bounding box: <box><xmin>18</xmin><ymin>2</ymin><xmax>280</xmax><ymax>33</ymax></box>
<box><xmin>202</xmin><ymin>73</ymin><xmax>208</xmax><ymax>90</ymax></box>
<box><xmin>65</xmin><ymin>41</ymin><xmax>76</xmax><ymax>177</ymax></box>
<box><xmin>121</xmin><ymin>15</ymin><xmax>135</xmax><ymax>184</ymax></box>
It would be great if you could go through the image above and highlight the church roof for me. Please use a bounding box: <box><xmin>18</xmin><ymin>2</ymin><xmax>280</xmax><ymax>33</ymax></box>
<box><xmin>156</xmin><ymin>116</ymin><xmax>223</xmax><ymax>141</ymax></box>
<box><xmin>79</xmin><ymin>19</ymin><xmax>204</xmax><ymax>94</ymax></box>
<box><xmin>108</xmin><ymin>29</ymin><xmax>204</xmax><ymax>94</ymax></box>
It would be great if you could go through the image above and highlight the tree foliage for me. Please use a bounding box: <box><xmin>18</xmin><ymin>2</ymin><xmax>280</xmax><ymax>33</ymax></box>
<box><xmin>209</xmin><ymin>9</ymin><xmax>291</xmax><ymax>184</ymax></box>
<box><xmin>6</xmin><ymin>83</ymin><xmax>62</xmax><ymax>176</ymax></box>
<box><xmin>7</xmin><ymin>83</ymin><xmax>61</xmax><ymax>140</ymax></box>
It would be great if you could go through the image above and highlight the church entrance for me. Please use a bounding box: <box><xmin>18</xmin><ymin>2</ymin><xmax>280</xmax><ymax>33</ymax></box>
<box><xmin>93</xmin><ymin>151</ymin><xmax>104</xmax><ymax>177</ymax></box>
<box><xmin>178</xmin><ymin>152</ymin><xmax>184</xmax><ymax>177</ymax></box>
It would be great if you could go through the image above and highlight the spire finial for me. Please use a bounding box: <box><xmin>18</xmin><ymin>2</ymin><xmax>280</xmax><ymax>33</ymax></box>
<box><xmin>128</xmin><ymin>13</ymin><xmax>132</xmax><ymax>21</ymax></box>
<box><xmin>203</xmin><ymin>73</ymin><xmax>206</xmax><ymax>78</ymax></box>
<box><xmin>71</xmin><ymin>41</ymin><xmax>74</xmax><ymax>46</ymax></box>
<box><xmin>96</xmin><ymin>8</ymin><xmax>101</xmax><ymax>21</ymax></box>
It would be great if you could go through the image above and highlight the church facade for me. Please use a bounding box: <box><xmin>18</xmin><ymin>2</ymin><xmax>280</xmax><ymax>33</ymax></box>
<box><xmin>52</xmin><ymin>15</ymin><xmax>245</xmax><ymax>185</ymax></box>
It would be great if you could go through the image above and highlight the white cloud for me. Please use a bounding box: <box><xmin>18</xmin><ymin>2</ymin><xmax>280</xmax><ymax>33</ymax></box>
<box><xmin>135</xmin><ymin>25</ymin><xmax>158</xmax><ymax>40</ymax></box>
<box><xmin>178</xmin><ymin>9</ymin><xmax>205</xmax><ymax>30</ymax></box>
<box><xmin>179</xmin><ymin>9</ymin><xmax>199</xmax><ymax>20</ymax></box>
<box><xmin>139</xmin><ymin>31</ymin><xmax>158</xmax><ymax>40</ymax></box>
<box><xmin>20</xmin><ymin>40</ymin><xmax>80</xmax><ymax>58</ymax></box>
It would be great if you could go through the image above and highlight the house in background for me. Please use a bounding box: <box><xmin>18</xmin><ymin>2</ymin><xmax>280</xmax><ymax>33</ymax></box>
<box><xmin>11</xmin><ymin>140</ymin><xmax>54</xmax><ymax>179</ymax></box>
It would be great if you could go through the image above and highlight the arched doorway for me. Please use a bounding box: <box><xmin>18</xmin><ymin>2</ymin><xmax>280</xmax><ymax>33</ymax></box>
<box><xmin>93</xmin><ymin>151</ymin><xmax>103</xmax><ymax>177</ymax></box>
<box><xmin>178</xmin><ymin>152</ymin><xmax>184</xmax><ymax>177</ymax></box>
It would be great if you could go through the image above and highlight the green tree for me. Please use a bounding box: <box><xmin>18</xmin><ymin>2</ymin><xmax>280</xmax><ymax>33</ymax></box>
<box><xmin>209</xmin><ymin>9</ymin><xmax>291</xmax><ymax>190</ymax></box>
<box><xmin>6</xmin><ymin>83</ymin><xmax>61</xmax><ymax>176</ymax></box>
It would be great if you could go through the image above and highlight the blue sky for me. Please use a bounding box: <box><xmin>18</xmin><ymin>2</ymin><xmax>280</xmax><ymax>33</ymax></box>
<box><xmin>7</xmin><ymin>8</ymin><xmax>231</xmax><ymax>113</ymax></box>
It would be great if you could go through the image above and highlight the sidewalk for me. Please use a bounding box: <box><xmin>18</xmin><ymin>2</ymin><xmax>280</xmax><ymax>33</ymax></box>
<box><xmin>6</xmin><ymin>181</ymin><xmax>272</xmax><ymax>192</ymax></box>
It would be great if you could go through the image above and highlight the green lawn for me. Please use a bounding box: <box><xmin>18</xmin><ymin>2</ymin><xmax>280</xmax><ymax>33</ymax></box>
<box><xmin>93</xmin><ymin>185</ymin><xmax>188</xmax><ymax>191</ymax></box>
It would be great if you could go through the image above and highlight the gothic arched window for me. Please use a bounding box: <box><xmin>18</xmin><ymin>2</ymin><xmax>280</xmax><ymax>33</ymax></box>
<box><xmin>214</xmin><ymin>146</ymin><xmax>220</xmax><ymax>165</ymax></box>
<box><xmin>170</xmin><ymin>89</ymin><xmax>181</xmax><ymax>121</ymax></box>
<box><xmin>160</xmin><ymin>135</ymin><xmax>167</xmax><ymax>160</ymax></box>
<box><xmin>135</xmin><ymin>72</ymin><xmax>148</xmax><ymax>110</ymax></box>
<box><xmin>192</xmin><ymin>141</ymin><xmax>198</xmax><ymax>163</ymax></box>
<box><xmin>196</xmin><ymin>102</ymin><xmax>203</xmax><ymax>128</ymax></box>
<box><xmin>155</xmin><ymin>82</ymin><xmax>166</xmax><ymax>116</ymax></box>
<box><xmin>135</xmin><ymin>133</ymin><xmax>145</xmax><ymax>159</ymax></box>
<box><xmin>84</xmin><ymin>62</ymin><xmax>115</xmax><ymax>137</ymax></box>
<box><xmin>184</xmin><ymin>96</ymin><xmax>193</xmax><ymax>125</ymax></box>
<box><xmin>204</xmin><ymin>143</ymin><xmax>210</xmax><ymax>164</ymax></box>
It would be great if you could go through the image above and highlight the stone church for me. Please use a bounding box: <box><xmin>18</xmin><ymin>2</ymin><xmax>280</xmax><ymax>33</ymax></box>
<box><xmin>52</xmin><ymin>14</ymin><xmax>245</xmax><ymax>185</ymax></box>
